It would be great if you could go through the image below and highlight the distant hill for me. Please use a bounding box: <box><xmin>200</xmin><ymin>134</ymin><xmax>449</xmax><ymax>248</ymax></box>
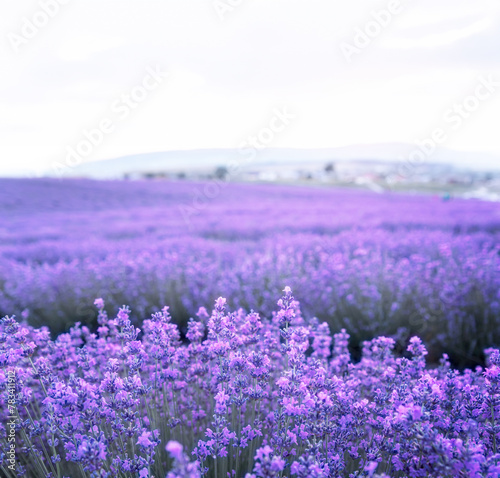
<box><xmin>46</xmin><ymin>144</ymin><xmax>500</xmax><ymax>179</ymax></box>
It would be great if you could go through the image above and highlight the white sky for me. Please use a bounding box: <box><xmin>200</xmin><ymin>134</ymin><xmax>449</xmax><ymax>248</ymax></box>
<box><xmin>1</xmin><ymin>0</ymin><xmax>499</xmax><ymax>176</ymax></box>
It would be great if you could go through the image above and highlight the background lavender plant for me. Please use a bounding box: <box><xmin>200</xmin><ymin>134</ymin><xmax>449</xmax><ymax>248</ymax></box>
<box><xmin>1</xmin><ymin>178</ymin><xmax>499</xmax><ymax>366</ymax></box>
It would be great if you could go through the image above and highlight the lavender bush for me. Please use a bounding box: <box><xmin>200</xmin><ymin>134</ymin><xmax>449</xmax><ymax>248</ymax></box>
<box><xmin>2</xmin><ymin>288</ymin><xmax>500</xmax><ymax>477</ymax></box>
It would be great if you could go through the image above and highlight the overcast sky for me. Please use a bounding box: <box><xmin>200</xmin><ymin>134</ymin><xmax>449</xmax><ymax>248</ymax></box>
<box><xmin>1</xmin><ymin>0</ymin><xmax>499</xmax><ymax>176</ymax></box>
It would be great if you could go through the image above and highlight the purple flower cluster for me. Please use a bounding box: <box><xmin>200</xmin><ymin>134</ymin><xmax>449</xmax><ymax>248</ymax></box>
<box><xmin>2</xmin><ymin>288</ymin><xmax>500</xmax><ymax>477</ymax></box>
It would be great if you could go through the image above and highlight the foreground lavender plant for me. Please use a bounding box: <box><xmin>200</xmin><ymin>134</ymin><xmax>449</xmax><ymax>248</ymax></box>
<box><xmin>1</xmin><ymin>288</ymin><xmax>500</xmax><ymax>477</ymax></box>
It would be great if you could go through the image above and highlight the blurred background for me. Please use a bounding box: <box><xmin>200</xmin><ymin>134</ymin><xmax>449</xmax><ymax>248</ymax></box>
<box><xmin>1</xmin><ymin>0</ymin><xmax>500</xmax><ymax>192</ymax></box>
<box><xmin>1</xmin><ymin>0</ymin><xmax>500</xmax><ymax>367</ymax></box>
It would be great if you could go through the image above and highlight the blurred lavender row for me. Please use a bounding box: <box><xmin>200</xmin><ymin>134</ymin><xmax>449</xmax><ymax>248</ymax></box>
<box><xmin>1</xmin><ymin>178</ymin><xmax>499</xmax><ymax>366</ymax></box>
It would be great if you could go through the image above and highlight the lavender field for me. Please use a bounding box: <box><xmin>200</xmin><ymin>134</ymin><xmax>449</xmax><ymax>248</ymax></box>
<box><xmin>1</xmin><ymin>178</ymin><xmax>499</xmax><ymax>365</ymax></box>
<box><xmin>2</xmin><ymin>178</ymin><xmax>500</xmax><ymax>477</ymax></box>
